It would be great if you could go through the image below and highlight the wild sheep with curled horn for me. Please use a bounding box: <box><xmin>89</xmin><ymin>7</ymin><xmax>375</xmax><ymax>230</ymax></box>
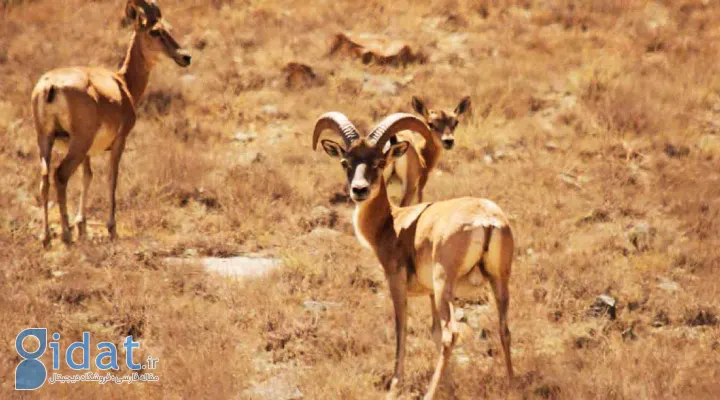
<box><xmin>313</xmin><ymin>112</ymin><xmax>515</xmax><ymax>400</ymax></box>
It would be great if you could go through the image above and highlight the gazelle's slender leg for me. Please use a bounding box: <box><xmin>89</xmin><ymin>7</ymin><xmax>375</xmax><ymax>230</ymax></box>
<box><xmin>55</xmin><ymin>140</ymin><xmax>90</xmax><ymax>244</ymax></box>
<box><xmin>107</xmin><ymin>135</ymin><xmax>127</xmax><ymax>240</ymax></box>
<box><xmin>75</xmin><ymin>157</ymin><xmax>92</xmax><ymax>239</ymax></box>
<box><xmin>38</xmin><ymin>134</ymin><xmax>54</xmax><ymax>247</ymax></box>
<box><xmin>425</xmin><ymin>268</ymin><xmax>457</xmax><ymax>400</ymax></box>
<box><xmin>386</xmin><ymin>268</ymin><xmax>408</xmax><ymax>398</ymax></box>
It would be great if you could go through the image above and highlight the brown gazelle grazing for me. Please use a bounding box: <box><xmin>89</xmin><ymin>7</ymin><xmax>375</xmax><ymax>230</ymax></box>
<box><xmin>313</xmin><ymin>112</ymin><xmax>514</xmax><ymax>399</ymax></box>
<box><xmin>31</xmin><ymin>0</ymin><xmax>191</xmax><ymax>247</ymax></box>
<box><xmin>383</xmin><ymin>96</ymin><xmax>471</xmax><ymax>206</ymax></box>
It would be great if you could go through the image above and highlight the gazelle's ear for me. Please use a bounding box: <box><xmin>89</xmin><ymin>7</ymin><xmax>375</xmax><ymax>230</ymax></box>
<box><xmin>455</xmin><ymin>96</ymin><xmax>471</xmax><ymax>116</ymax></box>
<box><xmin>320</xmin><ymin>139</ymin><xmax>345</xmax><ymax>158</ymax></box>
<box><xmin>412</xmin><ymin>96</ymin><xmax>429</xmax><ymax>118</ymax></box>
<box><xmin>386</xmin><ymin>141</ymin><xmax>409</xmax><ymax>160</ymax></box>
<box><xmin>125</xmin><ymin>2</ymin><xmax>137</xmax><ymax>20</ymax></box>
<box><xmin>126</xmin><ymin>3</ymin><xmax>148</xmax><ymax>29</ymax></box>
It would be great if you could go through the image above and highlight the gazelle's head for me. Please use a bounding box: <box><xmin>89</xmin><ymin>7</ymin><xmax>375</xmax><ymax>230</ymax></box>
<box><xmin>411</xmin><ymin>96</ymin><xmax>471</xmax><ymax>150</ymax></box>
<box><xmin>313</xmin><ymin>113</ymin><xmax>432</xmax><ymax>203</ymax></box>
<box><xmin>126</xmin><ymin>0</ymin><xmax>191</xmax><ymax>67</ymax></box>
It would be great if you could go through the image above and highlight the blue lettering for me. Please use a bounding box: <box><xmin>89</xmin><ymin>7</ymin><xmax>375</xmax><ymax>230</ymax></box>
<box><xmin>65</xmin><ymin>332</ymin><xmax>90</xmax><ymax>370</ymax></box>
<box><xmin>95</xmin><ymin>342</ymin><xmax>119</xmax><ymax>370</ymax></box>
<box><xmin>15</xmin><ymin>328</ymin><xmax>47</xmax><ymax>390</ymax></box>
<box><xmin>123</xmin><ymin>336</ymin><xmax>141</xmax><ymax>370</ymax></box>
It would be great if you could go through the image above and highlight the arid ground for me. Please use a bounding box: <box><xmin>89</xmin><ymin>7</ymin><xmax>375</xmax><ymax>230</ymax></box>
<box><xmin>1</xmin><ymin>0</ymin><xmax>719</xmax><ymax>399</ymax></box>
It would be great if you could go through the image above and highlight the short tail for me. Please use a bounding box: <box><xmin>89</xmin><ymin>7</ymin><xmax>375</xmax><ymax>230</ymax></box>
<box><xmin>45</xmin><ymin>85</ymin><xmax>56</xmax><ymax>103</ymax></box>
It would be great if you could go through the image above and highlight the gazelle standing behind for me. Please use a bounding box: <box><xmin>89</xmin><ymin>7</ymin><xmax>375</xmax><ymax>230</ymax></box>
<box><xmin>383</xmin><ymin>96</ymin><xmax>471</xmax><ymax>206</ymax></box>
<box><xmin>31</xmin><ymin>0</ymin><xmax>191</xmax><ymax>246</ymax></box>
<box><xmin>313</xmin><ymin>112</ymin><xmax>514</xmax><ymax>400</ymax></box>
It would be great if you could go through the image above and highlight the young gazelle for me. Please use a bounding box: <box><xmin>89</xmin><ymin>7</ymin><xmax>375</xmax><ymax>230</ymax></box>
<box><xmin>383</xmin><ymin>96</ymin><xmax>471</xmax><ymax>206</ymax></box>
<box><xmin>313</xmin><ymin>112</ymin><xmax>514</xmax><ymax>399</ymax></box>
<box><xmin>31</xmin><ymin>0</ymin><xmax>191</xmax><ymax>246</ymax></box>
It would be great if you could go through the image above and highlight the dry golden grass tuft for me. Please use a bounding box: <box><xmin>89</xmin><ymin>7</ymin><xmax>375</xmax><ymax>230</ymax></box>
<box><xmin>1</xmin><ymin>0</ymin><xmax>720</xmax><ymax>399</ymax></box>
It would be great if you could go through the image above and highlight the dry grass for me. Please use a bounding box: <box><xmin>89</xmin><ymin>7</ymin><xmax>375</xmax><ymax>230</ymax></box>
<box><xmin>1</xmin><ymin>0</ymin><xmax>720</xmax><ymax>398</ymax></box>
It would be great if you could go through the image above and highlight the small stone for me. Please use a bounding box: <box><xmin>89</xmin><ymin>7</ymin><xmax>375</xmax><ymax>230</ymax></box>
<box><xmin>234</xmin><ymin>131</ymin><xmax>258</xmax><ymax>143</ymax></box>
<box><xmin>657</xmin><ymin>277</ymin><xmax>680</xmax><ymax>293</ymax></box>
<box><xmin>483</xmin><ymin>154</ymin><xmax>494</xmax><ymax>164</ymax></box>
<box><xmin>545</xmin><ymin>141</ymin><xmax>559</xmax><ymax>151</ymax></box>
<box><xmin>588</xmin><ymin>294</ymin><xmax>617</xmax><ymax>320</ymax></box>
<box><xmin>262</xmin><ymin>104</ymin><xmax>279</xmax><ymax>116</ymax></box>
<box><xmin>51</xmin><ymin>271</ymin><xmax>67</xmax><ymax>278</ymax></box>
<box><xmin>361</xmin><ymin>74</ymin><xmax>399</xmax><ymax>96</ymax></box>
<box><xmin>559</xmin><ymin>173</ymin><xmax>583</xmax><ymax>190</ymax></box>
<box><xmin>303</xmin><ymin>300</ymin><xmax>342</xmax><ymax>312</ymax></box>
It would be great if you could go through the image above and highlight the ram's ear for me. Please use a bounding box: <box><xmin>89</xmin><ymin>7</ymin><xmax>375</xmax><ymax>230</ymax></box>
<box><xmin>455</xmin><ymin>96</ymin><xmax>471</xmax><ymax>116</ymax></box>
<box><xmin>412</xmin><ymin>96</ymin><xmax>429</xmax><ymax>118</ymax></box>
<box><xmin>320</xmin><ymin>139</ymin><xmax>345</xmax><ymax>158</ymax></box>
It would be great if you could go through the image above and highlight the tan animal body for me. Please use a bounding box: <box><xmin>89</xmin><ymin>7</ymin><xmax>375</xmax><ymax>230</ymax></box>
<box><xmin>383</xmin><ymin>96</ymin><xmax>471</xmax><ymax>206</ymax></box>
<box><xmin>31</xmin><ymin>0</ymin><xmax>191</xmax><ymax>246</ymax></box>
<box><xmin>313</xmin><ymin>112</ymin><xmax>514</xmax><ymax>400</ymax></box>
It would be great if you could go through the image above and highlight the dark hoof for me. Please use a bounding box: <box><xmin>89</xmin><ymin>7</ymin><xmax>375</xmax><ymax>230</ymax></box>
<box><xmin>76</xmin><ymin>220</ymin><xmax>87</xmax><ymax>239</ymax></box>
<box><xmin>107</xmin><ymin>223</ymin><xmax>117</xmax><ymax>240</ymax></box>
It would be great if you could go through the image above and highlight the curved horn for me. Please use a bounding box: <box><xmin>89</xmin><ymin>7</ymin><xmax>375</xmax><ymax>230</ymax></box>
<box><xmin>312</xmin><ymin>112</ymin><xmax>360</xmax><ymax>150</ymax></box>
<box><xmin>367</xmin><ymin>113</ymin><xmax>432</xmax><ymax>150</ymax></box>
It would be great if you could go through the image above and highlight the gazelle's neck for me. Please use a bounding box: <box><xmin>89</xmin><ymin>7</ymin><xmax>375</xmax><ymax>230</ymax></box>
<box><xmin>353</xmin><ymin>180</ymin><xmax>395</xmax><ymax>251</ymax></box>
<box><xmin>119</xmin><ymin>32</ymin><xmax>153</xmax><ymax>104</ymax></box>
<box><xmin>421</xmin><ymin>135</ymin><xmax>444</xmax><ymax>171</ymax></box>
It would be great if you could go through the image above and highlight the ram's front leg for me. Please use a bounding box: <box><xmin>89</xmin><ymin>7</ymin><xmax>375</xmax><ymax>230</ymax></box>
<box><xmin>386</xmin><ymin>267</ymin><xmax>408</xmax><ymax>398</ymax></box>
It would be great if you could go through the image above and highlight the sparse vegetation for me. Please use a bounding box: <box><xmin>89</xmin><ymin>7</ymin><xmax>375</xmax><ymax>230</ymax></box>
<box><xmin>1</xmin><ymin>0</ymin><xmax>719</xmax><ymax>399</ymax></box>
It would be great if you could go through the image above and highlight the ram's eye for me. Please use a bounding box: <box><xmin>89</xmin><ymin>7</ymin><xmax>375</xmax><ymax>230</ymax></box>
<box><xmin>340</xmin><ymin>159</ymin><xmax>350</xmax><ymax>169</ymax></box>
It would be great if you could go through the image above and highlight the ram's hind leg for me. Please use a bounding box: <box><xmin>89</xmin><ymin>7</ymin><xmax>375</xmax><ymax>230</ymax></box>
<box><xmin>425</xmin><ymin>266</ymin><xmax>458</xmax><ymax>400</ymax></box>
<box><xmin>489</xmin><ymin>275</ymin><xmax>512</xmax><ymax>380</ymax></box>
<box><xmin>429</xmin><ymin>294</ymin><xmax>441</xmax><ymax>352</ymax></box>
<box><xmin>484</xmin><ymin>225</ymin><xmax>515</xmax><ymax>380</ymax></box>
